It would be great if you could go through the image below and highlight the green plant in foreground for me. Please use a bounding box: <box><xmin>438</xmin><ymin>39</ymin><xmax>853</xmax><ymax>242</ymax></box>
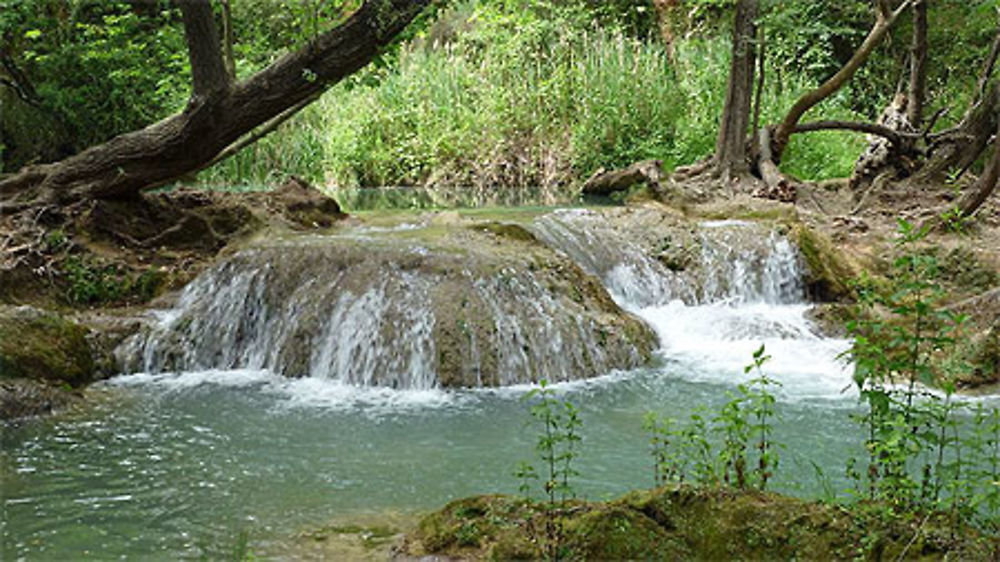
<box><xmin>643</xmin><ymin>412</ymin><xmax>679</xmax><ymax>487</ymax></box>
<box><xmin>714</xmin><ymin>345</ymin><xmax>782</xmax><ymax>490</ymax></box>
<box><xmin>846</xmin><ymin>219</ymin><xmax>971</xmax><ymax>512</ymax></box>
<box><xmin>517</xmin><ymin>379</ymin><xmax>582</xmax><ymax>560</ymax></box>
<box><xmin>744</xmin><ymin>345</ymin><xmax>781</xmax><ymax>491</ymax></box>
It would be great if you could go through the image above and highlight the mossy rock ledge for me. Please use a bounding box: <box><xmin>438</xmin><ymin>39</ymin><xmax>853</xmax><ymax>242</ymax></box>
<box><xmin>402</xmin><ymin>487</ymin><xmax>996</xmax><ymax>560</ymax></box>
<box><xmin>0</xmin><ymin>305</ymin><xmax>99</xmax><ymax>419</ymax></box>
<box><xmin>121</xmin><ymin>222</ymin><xmax>657</xmax><ymax>387</ymax></box>
<box><xmin>791</xmin><ymin>224</ymin><xmax>862</xmax><ymax>302</ymax></box>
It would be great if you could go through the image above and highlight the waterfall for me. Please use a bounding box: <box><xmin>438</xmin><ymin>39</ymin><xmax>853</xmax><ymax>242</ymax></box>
<box><xmin>117</xmin><ymin>235</ymin><xmax>653</xmax><ymax>389</ymax></box>
<box><xmin>531</xmin><ymin>208</ymin><xmax>851</xmax><ymax>399</ymax></box>
<box><xmin>530</xmin><ymin>210</ymin><xmax>803</xmax><ymax>309</ymax></box>
<box><xmin>116</xmin><ymin>208</ymin><xmax>850</xmax><ymax>396</ymax></box>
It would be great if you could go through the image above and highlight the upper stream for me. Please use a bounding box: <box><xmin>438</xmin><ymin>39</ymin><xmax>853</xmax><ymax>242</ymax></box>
<box><xmin>0</xmin><ymin>208</ymin><xmax>960</xmax><ymax>559</ymax></box>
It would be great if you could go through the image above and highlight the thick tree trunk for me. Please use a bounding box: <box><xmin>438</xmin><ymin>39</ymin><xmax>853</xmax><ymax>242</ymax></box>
<box><xmin>0</xmin><ymin>0</ymin><xmax>430</xmax><ymax>204</ymax></box>
<box><xmin>713</xmin><ymin>0</ymin><xmax>758</xmax><ymax>182</ymax></box>
<box><xmin>955</xmin><ymin>120</ymin><xmax>1000</xmax><ymax>219</ymax></box>
<box><xmin>918</xmin><ymin>79</ymin><xmax>1000</xmax><ymax>181</ymax></box>
<box><xmin>771</xmin><ymin>0</ymin><xmax>914</xmax><ymax>161</ymax></box>
<box><xmin>906</xmin><ymin>0</ymin><xmax>927</xmax><ymax>127</ymax></box>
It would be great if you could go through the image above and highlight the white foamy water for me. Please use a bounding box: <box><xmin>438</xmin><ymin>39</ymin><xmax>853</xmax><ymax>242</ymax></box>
<box><xmin>108</xmin><ymin>369</ymin><xmax>460</xmax><ymax>413</ymax></box>
<box><xmin>532</xmin><ymin>210</ymin><xmax>856</xmax><ymax>403</ymax></box>
<box><xmin>636</xmin><ymin>301</ymin><xmax>853</xmax><ymax>401</ymax></box>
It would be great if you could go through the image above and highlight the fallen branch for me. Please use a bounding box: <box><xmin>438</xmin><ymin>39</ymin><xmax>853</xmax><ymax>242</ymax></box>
<box><xmin>582</xmin><ymin>160</ymin><xmax>663</xmax><ymax>196</ymax></box>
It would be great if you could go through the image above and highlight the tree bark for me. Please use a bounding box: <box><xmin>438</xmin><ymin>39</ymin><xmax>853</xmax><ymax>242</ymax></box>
<box><xmin>955</xmin><ymin>121</ymin><xmax>1000</xmax><ymax>219</ymax></box>
<box><xmin>772</xmin><ymin>0</ymin><xmax>914</xmax><ymax>161</ymax></box>
<box><xmin>713</xmin><ymin>0</ymin><xmax>758</xmax><ymax>181</ymax></box>
<box><xmin>0</xmin><ymin>0</ymin><xmax>431</xmax><ymax>204</ymax></box>
<box><xmin>906</xmin><ymin>0</ymin><xmax>928</xmax><ymax>127</ymax></box>
<box><xmin>919</xmin><ymin>78</ymin><xmax>1000</xmax><ymax>180</ymax></box>
<box><xmin>180</xmin><ymin>0</ymin><xmax>232</xmax><ymax>98</ymax></box>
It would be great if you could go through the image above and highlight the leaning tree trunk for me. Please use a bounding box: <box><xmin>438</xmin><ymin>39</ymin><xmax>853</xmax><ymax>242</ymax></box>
<box><xmin>713</xmin><ymin>0</ymin><xmax>758</xmax><ymax>183</ymax></box>
<box><xmin>955</xmin><ymin>121</ymin><xmax>1000</xmax><ymax>219</ymax></box>
<box><xmin>0</xmin><ymin>0</ymin><xmax>430</xmax><ymax>206</ymax></box>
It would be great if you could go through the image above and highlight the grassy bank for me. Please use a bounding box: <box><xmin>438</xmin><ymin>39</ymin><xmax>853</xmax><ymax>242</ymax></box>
<box><xmin>196</xmin><ymin>2</ymin><xmax>866</xmax><ymax>206</ymax></box>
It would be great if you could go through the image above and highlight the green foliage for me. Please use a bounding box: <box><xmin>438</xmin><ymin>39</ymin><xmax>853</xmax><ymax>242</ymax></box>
<box><xmin>62</xmin><ymin>256</ymin><xmax>161</xmax><ymax>305</ymax></box>
<box><xmin>845</xmin><ymin>219</ymin><xmax>975</xmax><ymax>516</ymax></box>
<box><xmin>1</xmin><ymin>1</ymin><xmax>188</xmax><ymax>170</ymax></box>
<box><xmin>517</xmin><ymin>378</ymin><xmax>583</xmax><ymax>560</ymax></box>
<box><xmin>715</xmin><ymin>345</ymin><xmax>781</xmax><ymax>490</ymax></box>
<box><xmin>643</xmin><ymin>346</ymin><xmax>781</xmax><ymax>492</ymax></box>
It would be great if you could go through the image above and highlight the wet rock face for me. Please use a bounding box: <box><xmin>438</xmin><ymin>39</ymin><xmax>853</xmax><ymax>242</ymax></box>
<box><xmin>0</xmin><ymin>378</ymin><xmax>78</xmax><ymax>420</ymax></box>
<box><xmin>118</xmin><ymin>226</ymin><xmax>656</xmax><ymax>389</ymax></box>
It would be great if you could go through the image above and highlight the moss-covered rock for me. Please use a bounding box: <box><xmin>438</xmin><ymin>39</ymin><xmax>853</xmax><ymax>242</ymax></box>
<box><xmin>0</xmin><ymin>305</ymin><xmax>96</xmax><ymax>387</ymax></box>
<box><xmin>121</xmin><ymin>221</ymin><xmax>656</xmax><ymax>388</ymax></box>
<box><xmin>792</xmin><ymin>224</ymin><xmax>861</xmax><ymax>302</ymax></box>
<box><xmin>404</xmin><ymin>487</ymin><xmax>997</xmax><ymax>560</ymax></box>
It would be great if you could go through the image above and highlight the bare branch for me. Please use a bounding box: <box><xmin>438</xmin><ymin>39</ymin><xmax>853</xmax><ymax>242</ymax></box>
<box><xmin>773</xmin><ymin>0</ymin><xmax>914</xmax><ymax>159</ymax></box>
<box><xmin>791</xmin><ymin>120</ymin><xmax>918</xmax><ymax>146</ymax></box>
<box><xmin>975</xmin><ymin>22</ymin><xmax>1000</xmax><ymax>107</ymax></box>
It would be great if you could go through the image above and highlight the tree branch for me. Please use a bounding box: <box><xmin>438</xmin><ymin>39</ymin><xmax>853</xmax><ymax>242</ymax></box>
<box><xmin>773</xmin><ymin>0</ymin><xmax>914</xmax><ymax>159</ymax></box>
<box><xmin>0</xmin><ymin>0</ymin><xmax>432</xmax><ymax>203</ymax></box>
<box><xmin>906</xmin><ymin>0</ymin><xmax>928</xmax><ymax>127</ymax></box>
<box><xmin>975</xmin><ymin>21</ymin><xmax>1000</xmax><ymax>108</ymax></box>
<box><xmin>791</xmin><ymin>120</ymin><xmax>918</xmax><ymax>146</ymax></box>
<box><xmin>199</xmin><ymin>90</ymin><xmax>324</xmax><ymax>172</ymax></box>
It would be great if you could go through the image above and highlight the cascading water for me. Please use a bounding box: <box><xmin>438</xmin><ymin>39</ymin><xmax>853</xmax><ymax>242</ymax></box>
<box><xmin>117</xmin><ymin>230</ymin><xmax>653</xmax><ymax>389</ymax></box>
<box><xmin>5</xmin><ymin>208</ymin><xmax>867</xmax><ymax>560</ymax></box>
<box><xmin>531</xmin><ymin>208</ymin><xmax>853</xmax><ymax>400</ymax></box>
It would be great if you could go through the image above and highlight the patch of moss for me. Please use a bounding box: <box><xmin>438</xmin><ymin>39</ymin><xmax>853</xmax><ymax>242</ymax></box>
<box><xmin>469</xmin><ymin>221</ymin><xmax>540</xmax><ymax>244</ymax></box>
<box><xmin>0</xmin><ymin>306</ymin><xmax>96</xmax><ymax>387</ymax></box>
<box><xmin>406</xmin><ymin>487</ymin><xmax>997</xmax><ymax>561</ymax></box>
<box><xmin>792</xmin><ymin>224</ymin><xmax>860</xmax><ymax>302</ymax></box>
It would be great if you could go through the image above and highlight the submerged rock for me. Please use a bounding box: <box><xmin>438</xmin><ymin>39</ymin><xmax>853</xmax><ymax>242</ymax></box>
<box><xmin>118</xmin><ymin>223</ymin><xmax>656</xmax><ymax>388</ymax></box>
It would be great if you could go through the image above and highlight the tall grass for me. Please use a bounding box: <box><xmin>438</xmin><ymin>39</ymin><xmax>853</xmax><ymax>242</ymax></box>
<box><xmin>197</xmin><ymin>12</ymin><xmax>870</xmax><ymax>204</ymax></box>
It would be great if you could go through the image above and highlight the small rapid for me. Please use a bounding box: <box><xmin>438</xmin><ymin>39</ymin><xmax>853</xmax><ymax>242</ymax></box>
<box><xmin>4</xmin><ymin>207</ymin><xmax>865</xmax><ymax>560</ymax></box>
<box><xmin>531</xmin><ymin>209</ymin><xmax>853</xmax><ymax>401</ymax></box>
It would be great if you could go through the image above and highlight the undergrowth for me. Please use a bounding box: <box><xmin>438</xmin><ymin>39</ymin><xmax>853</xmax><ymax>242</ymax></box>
<box><xmin>196</xmin><ymin>1</ymin><xmax>866</xmax><ymax>204</ymax></box>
